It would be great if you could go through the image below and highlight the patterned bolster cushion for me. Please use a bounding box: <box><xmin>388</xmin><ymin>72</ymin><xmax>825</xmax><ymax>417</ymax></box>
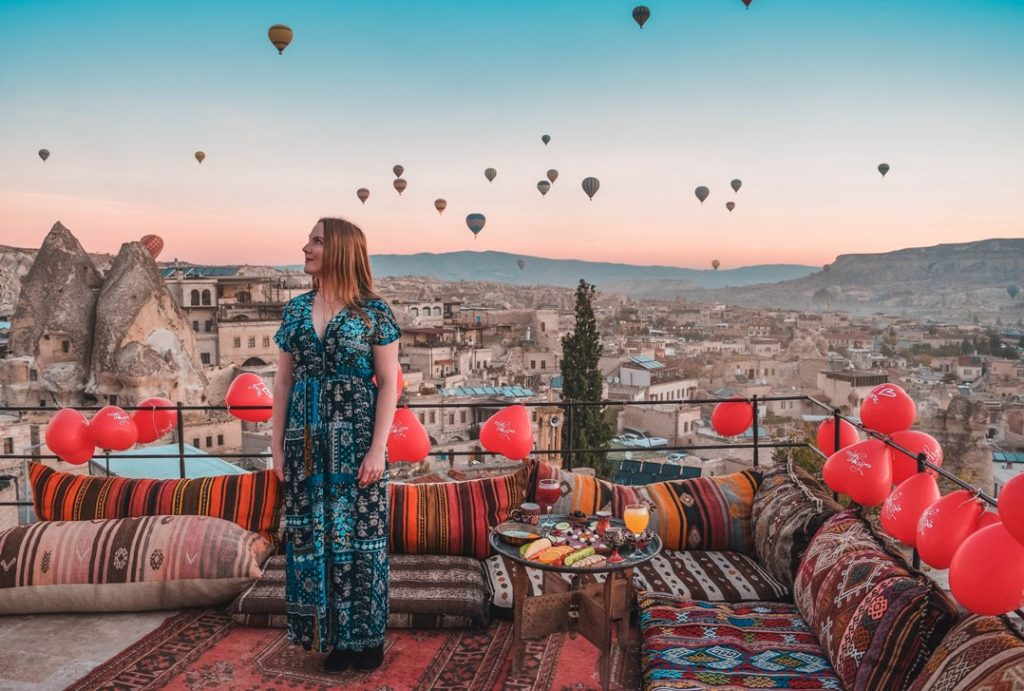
<box><xmin>28</xmin><ymin>462</ymin><xmax>281</xmax><ymax>543</ymax></box>
<box><xmin>907</xmin><ymin>614</ymin><xmax>1024</xmax><ymax>691</ymax></box>
<box><xmin>750</xmin><ymin>459</ymin><xmax>843</xmax><ymax>588</ymax></box>
<box><xmin>0</xmin><ymin>515</ymin><xmax>272</xmax><ymax>614</ymax></box>
<box><xmin>643</xmin><ymin>470</ymin><xmax>762</xmax><ymax>556</ymax></box>
<box><xmin>530</xmin><ymin>460</ymin><xmax>615</xmax><ymax>514</ymax></box>
<box><xmin>794</xmin><ymin>509</ymin><xmax>960</xmax><ymax>691</ymax></box>
<box><xmin>389</xmin><ymin>464</ymin><xmax>528</xmax><ymax>560</ymax></box>
<box><xmin>228</xmin><ymin>554</ymin><xmax>490</xmax><ymax>629</ymax></box>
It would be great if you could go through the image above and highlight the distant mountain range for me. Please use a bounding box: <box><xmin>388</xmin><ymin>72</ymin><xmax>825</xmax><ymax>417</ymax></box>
<box><xmin>281</xmin><ymin>251</ymin><xmax>817</xmax><ymax>290</ymax></box>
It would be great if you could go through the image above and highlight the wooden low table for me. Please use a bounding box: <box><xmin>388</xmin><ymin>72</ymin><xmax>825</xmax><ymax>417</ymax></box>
<box><xmin>489</xmin><ymin>517</ymin><xmax>662</xmax><ymax>691</ymax></box>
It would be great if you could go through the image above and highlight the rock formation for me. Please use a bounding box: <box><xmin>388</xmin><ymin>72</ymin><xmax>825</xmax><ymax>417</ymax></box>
<box><xmin>7</xmin><ymin>222</ymin><xmax>103</xmax><ymax>404</ymax></box>
<box><xmin>89</xmin><ymin>241</ymin><xmax>207</xmax><ymax>405</ymax></box>
<box><xmin>919</xmin><ymin>395</ymin><xmax>993</xmax><ymax>495</ymax></box>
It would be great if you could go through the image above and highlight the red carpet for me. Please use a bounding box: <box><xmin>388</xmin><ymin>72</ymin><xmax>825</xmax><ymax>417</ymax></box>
<box><xmin>66</xmin><ymin>609</ymin><xmax>641</xmax><ymax>690</ymax></box>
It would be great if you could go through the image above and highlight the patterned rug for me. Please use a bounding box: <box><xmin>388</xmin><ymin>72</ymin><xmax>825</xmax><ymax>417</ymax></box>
<box><xmin>65</xmin><ymin>609</ymin><xmax>640</xmax><ymax>691</ymax></box>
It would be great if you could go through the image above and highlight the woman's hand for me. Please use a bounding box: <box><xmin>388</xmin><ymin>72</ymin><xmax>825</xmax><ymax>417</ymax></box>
<box><xmin>271</xmin><ymin>446</ymin><xmax>285</xmax><ymax>482</ymax></box>
<box><xmin>358</xmin><ymin>446</ymin><xmax>387</xmax><ymax>487</ymax></box>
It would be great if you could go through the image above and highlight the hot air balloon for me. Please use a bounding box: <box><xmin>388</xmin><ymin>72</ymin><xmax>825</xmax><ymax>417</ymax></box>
<box><xmin>38</xmin><ymin>149</ymin><xmax>49</xmax><ymax>162</ymax></box>
<box><xmin>537</xmin><ymin>180</ymin><xmax>551</xmax><ymax>196</ymax></box>
<box><xmin>546</xmin><ymin>169</ymin><xmax>559</xmax><ymax>184</ymax></box>
<box><xmin>878</xmin><ymin>163</ymin><xmax>890</xmax><ymax>177</ymax></box>
<box><xmin>357</xmin><ymin>188</ymin><xmax>370</xmax><ymax>204</ymax></box>
<box><xmin>1009</xmin><ymin>284</ymin><xmax>1021</xmax><ymax>299</ymax></box>
<box><xmin>393</xmin><ymin>178</ymin><xmax>407</xmax><ymax>195</ymax></box>
<box><xmin>194</xmin><ymin>151</ymin><xmax>206</xmax><ymax>164</ymax></box>
<box><xmin>517</xmin><ymin>259</ymin><xmax>526</xmax><ymax>271</ymax></box>
<box><xmin>581</xmin><ymin>177</ymin><xmax>600</xmax><ymax>201</ymax></box>
<box><xmin>742</xmin><ymin>0</ymin><xmax>753</xmax><ymax>7</ymax></box>
<box><xmin>731</xmin><ymin>179</ymin><xmax>742</xmax><ymax>193</ymax></box>
<box><xmin>712</xmin><ymin>259</ymin><xmax>721</xmax><ymax>270</ymax></box>
<box><xmin>140</xmin><ymin>234</ymin><xmax>164</xmax><ymax>260</ymax></box>
<box><xmin>434</xmin><ymin>198</ymin><xmax>447</xmax><ymax>215</ymax></box>
<box><xmin>726</xmin><ymin>202</ymin><xmax>735</xmax><ymax>212</ymax></box>
<box><xmin>268</xmin><ymin>24</ymin><xmax>293</xmax><ymax>54</ymax></box>
<box><xmin>484</xmin><ymin>168</ymin><xmax>497</xmax><ymax>183</ymax></box>
<box><xmin>632</xmin><ymin>5</ymin><xmax>650</xmax><ymax>28</ymax></box>
<box><xmin>393</xmin><ymin>164</ymin><xmax>404</xmax><ymax>178</ymax></box>
<box><xmin>541</xmin><ymin>134</ymin><xmax>551</xmax><ymax>146</ymax></box>
<box><xmin>466</xmin><ymin>213</ymin><xmax>486</xmax><ymax>238</ymax></box>
<box><xmin>695</xmin><ymin>186</ymin><xmax>709</xmax><ymax>204</ymax></box>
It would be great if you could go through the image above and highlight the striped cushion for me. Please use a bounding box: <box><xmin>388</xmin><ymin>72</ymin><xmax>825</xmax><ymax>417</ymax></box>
<box><xmin>0</xmin><ymin>515</ymin><xmax>271</xmax><ymax>613</ymax></box>
<box><xmin>28</xmin><ymin>462</ymin><xmax>281</xmax><ymax>542</ymax></box>
<box><xmin>228</xmin><ymin>554</ymin><xmax>490</xmax><ymax>629</ymax></box>
<box><xmin>389</xmin><ymin>465</ymin><xmax>528</xmax><ymax>559</ymax></box>
<box><xmin>907</xmin><ymin>615</ymin><xmax>1024</xmax><ymax>691</ymax></box>
<box><xmin>644</xmin><ymin>470</ymin><xmax>761</xmax><ymax>556</ymax></box>
<box><xmin>530</xmin><ymin>460</ymin><xmax>615</xmax><ymax>514</ymax></box>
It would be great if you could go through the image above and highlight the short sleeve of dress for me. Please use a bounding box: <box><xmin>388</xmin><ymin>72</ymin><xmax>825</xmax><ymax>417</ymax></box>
<box><xmin>370</xmin><ymin>300</ymin><xmax>401</xmax><ymax>346</ymax></box>
<box><xmin>274</xmin><ymin>297</ymin><xmax>299</xmax><ymax>353</ymax></box>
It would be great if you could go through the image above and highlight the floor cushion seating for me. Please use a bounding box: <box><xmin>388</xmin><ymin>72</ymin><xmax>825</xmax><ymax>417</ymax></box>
<box><xmin>228</xmin><ymin>553</ymin><xmax>491</xmax><ymax>629</ymax></box>
<box><xmin>907</xmin><ymin>614</ymin><xmax>1024</xmax><ymax>691</ymax></box>
<box><xmin>0</xmin><ymin>515</ymin><xmax>272</xmax><ymax>613</ymax></box>
<box><xmin>484</xmin><ymin>549</ymin><xmax>789</xmax><ymax>611</ymax></box>
<box><xmin>638</xmin><ymin>591</ymin><xmax>843</xmax><ymax>690</ymax></box>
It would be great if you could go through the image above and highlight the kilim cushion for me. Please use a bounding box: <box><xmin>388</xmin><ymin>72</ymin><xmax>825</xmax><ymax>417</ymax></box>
<box><xmin>228</xmin><ymin>554</ymin><xmax>491</xmax><ymax>629</ymax></box>
<box><xmin>0</xmin><ymin>515</ymin><xmax>272</xmax><ymax>613</ymax></box>
<box><xmin>530</xmin><ymin>460</ymin><xmax>616</xmax><ymax>514</ymax></box>
<box><xmin>836</xmin><ymin>577</ymin><xmax>959</xmax><ymax>691</ymax></box>
<box><xmin>907</xmin><ymin>614</ymin><xmax>1024</xmax><ymax>691</ymax></box>
<box><xmin>751</xmin><ymin>459</ymin><xmax>843</xmax><ymax>588</ymax></box>
<box><xmin>484</xmin><ymin>549</ymin><xmax>788</xmax><ymax>611</ymax></box>
<box><xmin>28</xmin><ymin>462</ymin><xmax>281</xmax><ymax>543</ymax></box>
<box><xmin>637</xmin><ymin>592</ymin><xmax>842</xmax><ymax>690</ymax></box>
<box><xmin>644</xmin><ymin>470</ymin><xmax>762</xmax><ymax>556</ymax></box>
<box><xmin>389</xmin><ymin>464</ymin><xmax>528</xmax><ymax>560</ymax></box>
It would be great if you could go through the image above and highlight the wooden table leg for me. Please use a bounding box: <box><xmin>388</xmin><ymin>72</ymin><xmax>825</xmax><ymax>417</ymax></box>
<box><xmin>601</xmin><ymin>572</ymin><xmax>617</xmax><ymax>691</ymax></box>
<box><xmin>618</xmin><ymin>567</ymin><xmax>633</xmax><ymax>650</ymax></box>
<box><xmin>511</xmin><ymin>561</ymin><xmax>528</xmax><ymax>673</ymax></box>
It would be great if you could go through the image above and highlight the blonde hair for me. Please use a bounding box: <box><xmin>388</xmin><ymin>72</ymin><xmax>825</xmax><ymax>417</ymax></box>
<box><xmin>311</xmin><ymin>217</ymin><xmax>380</xmax><ymax>324</ymax></box>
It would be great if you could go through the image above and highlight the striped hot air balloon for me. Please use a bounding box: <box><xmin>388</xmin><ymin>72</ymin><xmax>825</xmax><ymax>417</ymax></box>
<box><xmin>140</xmin><ymin>235</ymin><xmax>164</xmax><ymax>260</ymax></box>
<box><xmin>393</xmin><ymin>178</ymin><xmax>407</xmax><ymax>195</ymax></box>
<box><xmin>484</xmin><ymin>168</ymin><xmax>497</xmax><ymax>183</ymax></box>
<box><xmin>581</xmin><ymin>177</ymin><xmax>600</xmax><ymax>200</ymax></box>
<box><xmin>537</xmin><ymin>180</ymin><xmax>551</xmax><ymax>196</ymax></box>
<box><xmin>466</xmin><ymin>213</ymin><xmax>486</xmax><ymax>238</ymax></box>
<box><xmin>632</xmin><ymin>5</ymin><xmax>650</xmax><ymax>28</ymax></box>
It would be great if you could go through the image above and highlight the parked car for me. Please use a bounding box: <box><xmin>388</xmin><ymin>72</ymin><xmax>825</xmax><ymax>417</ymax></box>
<box><xmin>614</xmin><ymin>432</ymin><xmax>668</xmax><ymax>448</ymax></box>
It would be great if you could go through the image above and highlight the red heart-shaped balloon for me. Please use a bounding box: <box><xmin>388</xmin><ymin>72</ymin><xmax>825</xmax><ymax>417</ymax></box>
<box><xmin>949</xmin><ymin>523</ymin><xmax>1024</xmax><ymax>615</ymax></box>
<box><xmin>976</xmin><ymin>510</ymin><xmax>1001</xmax><ymax>530</ymax></box>
<box><xmin>386</xmin><ymin>408</ymin><xmax>431</xmax><ymax>463</ymax></box>
<box><xmin>997</xmin><ymin>473</ymin><xmax>1024</xmax><ymax>545</ymax></box>
<box><xmin>860</xmin><ymin>383</ymin><xmax>916</xmax><ymax>434</ymax></box>
<box><xmin>45</xmin><ymin>408</ymin><xmax>92</xmax><ymax>460</ymax></box>
<box><xmin>226</xmin><ymin>373</ymin><xmax>273</xmax><ymax>422</ymax></box>
<box><xmin>917</xmin><ymin>490</ymin><xmax>985</xmax><ymax>569</ymax></box>
<box><xmin>816</xmin><ymin>417</ymin><xmax>860</xmax><ymax>457</ymax></box>
<box><xmin>480</xmin><ymin>405</ymin><xmax>533</xmax><ymax>461</ymax></box>
<box><xmin>823</xmin><ymin>438</ymin><xmax>892</xmax><ymax>505</ymax></box>
<box><xmin>132</xmin><ymin>397</ymin><xmax>177</xmax><ymax>443</ymax></box>
<box><xmin>881</xmin><ymin>472</ymin><xmax>940</xmax><ymax>547</ymax></box>
<box><xmin>711</xmin><ymin>396</ymin><xmax>753</xmax><ymax>437</ymax></box>
<box><xmin>889</xmin><ymin>430</ymin><xmax>943</xmax><ymax>486</ymax></box>
<box><xmin>89</xmin><ymin>405</ymin><xmax>139</xmax><ymax>451</ymax></box>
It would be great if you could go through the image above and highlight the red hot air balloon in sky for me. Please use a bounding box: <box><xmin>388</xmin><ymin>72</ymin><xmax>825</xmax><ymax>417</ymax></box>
<box><xmin>140</xmin><ymin>234</ymin><xmax>164</xmax><ymax>260</ymax></box>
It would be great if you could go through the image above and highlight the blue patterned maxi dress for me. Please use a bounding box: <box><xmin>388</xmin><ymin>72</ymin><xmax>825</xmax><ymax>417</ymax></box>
<box><xmin>274</xmin><ymin>291</ymin><xmax>401</xmax><ymax>652</ymax></box>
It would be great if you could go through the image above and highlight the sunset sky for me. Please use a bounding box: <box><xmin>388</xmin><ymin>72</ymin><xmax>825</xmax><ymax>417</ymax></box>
<box><xmin>1</xmin><ymin>0</ymin><xmax>1022</xmax><ymax>270</ymax></box>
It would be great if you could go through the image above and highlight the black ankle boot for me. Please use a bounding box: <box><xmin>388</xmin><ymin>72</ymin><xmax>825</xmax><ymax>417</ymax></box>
<box><xmin>324</xmin><ymin>647</ymin><xmax>351</xmax><ymax>673</ymax></box>
<box><xmin>353</xmin><ymin>644</ymin><xmax>384</xmax><ymax>671</ymax></box>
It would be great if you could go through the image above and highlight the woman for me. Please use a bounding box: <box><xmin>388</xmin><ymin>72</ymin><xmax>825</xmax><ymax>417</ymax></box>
<box><xmin>271</xmin><ymin>217</ymin><xmax>401</xmax><ymax>673</ymax></box>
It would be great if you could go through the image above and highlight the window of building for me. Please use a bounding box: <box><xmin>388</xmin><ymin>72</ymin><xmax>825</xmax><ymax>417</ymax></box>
<box><xmin>540</xmin><ymin>360</ymin><xmax>546</xmax><ymax>369</ymax></box>
<box><xmin>237</xmin><ymin>291</ymin><xmax>251</xmax><ymax>304</ymax></box>
<box><xmin>201</xmin><ymin>289</ymin><xmax>211</xmax><ymax>306</ymax></box>
<box><xmin>29</xmin><ymin>370</ymin><xmax>37</xmax><ymax>382</ymax></box>
<box><xmin>217</xmin><ymin>434</ymin><xmax>224</xmax><ymax>446</ymax></box>
<box><xmin>206</xmin><ymin>436</ymin><xmax>213</xmax><ymax>448</ymax></box>
<box><xmin>248</xmin><ymin>337</ymin><xmax>256</xmax><ymax>348</ymax></box>
<box><xmin>190</xmin><ymin>289</ymin><xmax>200</xmax><ymax>306</ymax></box>
<box><xmin>433</xmin><ymin>307</ymin><xmax>441</xmax><ymax>316</ymax></box>
<box><xmin>193</xmin><ymin>438</ymin><xmax>200</xmax><ymax>448</ymax></box>
<box><xmin>192</xmin><ymin>320</ymin><xmax>200</xmax><ymax>332</ymax></box>
<box><xmin>262</xmin><ymin>336</ymin><xmax>270</xmax><ymax>348</ymax></box>
<box><xmin>38</xmin><ymin>399</ymin><xmax>46</xmax><ymax>407</ymax></box>
<box><xmin>204</xmin><ymin>320</ymin><xmax>213</xmax><ymax>333</ymax></box>
<box><xmin>2</xmin><ymin>438</ymin><xmax>13</xmax><ymax>454</ymax></box>
<box><xmin>447</xmin><ymin>413</ymin><xmax>454</xmax><ymax>425</ymax></box>
<box><xmin>108</xmin><ymin>395</ymin><xmax>117</xmax><ymax>405</ymax></box>
<box><xmin>200</xmin><ymin>352</ymin><xmax>210</xmax><ymax>365</ymax></box>
<box><xmin>540</xmin><ymin>322</ymin><xmax>546</xmax><ymax>332</ymax></box>
<box><xmin>460</xmin><ymin>411</ymin><xmax>467</xmax><ymax>424</ymax></box>
<box><xmin>429</xmin><ymin>411</ymin><xmax>436</xmax><ymax>424</ymax></box>
<box><xmin>530</xmin><ymin>360</ymin><xmax>536</xmax><ymax>369</ymax></box>
<box><xmin>233</xmin><ymin>337</ymin><xmax>241</xmax><ymax>348</ymax></box>
<box><xmin>418</xmin><ymin>412</ymin><xmax>425</xmax><ymax>424</ymax></box>
<box><xmin>61</xmin><ymin>340</ymin><xmax>70</xmax><ymax>353</ymax></box>
<box><xmin>410</xmin><ymin>307</ymin><xmax>419</xmax><ymax>316</ymax></box>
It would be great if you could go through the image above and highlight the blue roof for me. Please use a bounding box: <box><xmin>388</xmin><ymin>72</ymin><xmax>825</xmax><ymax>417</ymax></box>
<box><xmin>628</xmin><ymin>354</ymin><xmax>665</xmax><ymax>370</ymax></box>
<box><xmin>159</xmin><ymin>266</ymin><xmax>241</xmax><ymax>279</ymax></box>
<box><xmin>0</xmin><ymin>321</ymin><xmax>10</xmax><ymax>330</ymax></box>
<box><xmin>439</xmin><ymin>386</ymin><xmax>535</xmax><ymax>398</ymax></box>
<box><xmin>90</xmin><ymin>443</ymin><xmax>248</xmax><ymax>480</ymax></box>
<box><xmin>993</xmin><ymin>451</ymin><xmax>1024</xmax><ymax>464</ymax></box>
<box><xmin>613</xmin><ymin>459</ymin><xmax>701</xmax><ymax>485</ymax></box>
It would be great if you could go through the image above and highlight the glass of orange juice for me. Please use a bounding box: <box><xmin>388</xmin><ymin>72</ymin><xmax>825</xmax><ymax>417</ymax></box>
<box><xmin>623</xmin><ymin>504</ymin><xmax>650</xmax><ymax>557</ymax></box>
